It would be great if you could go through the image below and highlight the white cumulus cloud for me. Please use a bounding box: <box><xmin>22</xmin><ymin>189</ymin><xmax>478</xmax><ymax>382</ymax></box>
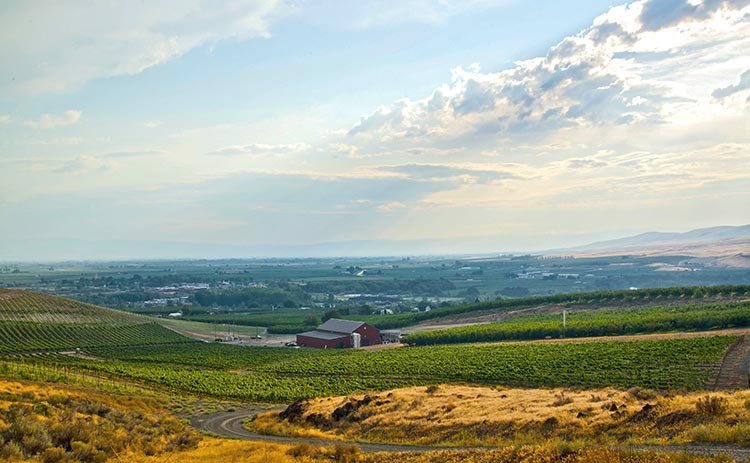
<box><xmin>0</xmin><ymin>0</ymin><xmax>285</xmax><ymax>95</ymax></box>
<box><xmin>206</xmin><ymin>142</ymin><xmax>311</xmax><ymax>157</ymax></box>
<box><xmin>347</xmin><ymin>0</ymin><xmax>750</xmax><ymax>146</ymax></box>
<box><xmin>25</xmin><ymin>110</ymin><xmax>82</xmax><ymax>129</ymax></box>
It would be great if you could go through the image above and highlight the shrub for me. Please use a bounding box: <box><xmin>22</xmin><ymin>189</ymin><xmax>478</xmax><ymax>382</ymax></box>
<box><xmin>42</xmin><ymin>447</ymin><xmax>72</xmax><ymax>463</ymax></box>
<box><xmin>627</xmin><ymin>387</ymin><xmax>658</xmax><ymax>401</ymax></box>
<box><xmin>17</xmin><ymin>421</ymin><xmax>52</xmax><ymax>456</ymax></box>
<box><xmin>166</xmin><ymin>431</ymin><xmax>200</xmax><ymax>452</ymax></box>
<box><xmin>552</xmin><ymin>391</ymin><xmax>573</xmax><ymax>407</ymax></box>
<box><xmin>0</xmin><ymin>441</ymin><xmax>24</xmax><ymax>460</ymax></box>
<box><xmin>287</xmin><ymin>442</ymin><xmax>319</xmax><ymax>458</ymax></box>
<box><xmin>333</xmin><ymin>444</ymin><xmax>362</xmax><ymax>463</ymax></box>
<box><xmin>695</xmin><ymin>396</ymin><xmax>728</xmax><ymax>417</ymax></box>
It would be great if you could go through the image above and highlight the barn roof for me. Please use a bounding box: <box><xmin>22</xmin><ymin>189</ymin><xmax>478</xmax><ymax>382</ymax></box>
<box><xmin>318</xmin><ymin>318</ymin><xmax>365</xmax><ymax>334</ymax></box>
<box><xmin>297</xmin><ymin>330</ymin><xmax>349</xmax><ymax>341</ymax></box>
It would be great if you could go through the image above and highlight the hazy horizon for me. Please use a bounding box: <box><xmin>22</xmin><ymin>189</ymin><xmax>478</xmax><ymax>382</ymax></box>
<box><xmin>1</xmin><ymin>223</ymin><xmax>748</xmax><ymax>262</ymax></box>
<box><xmin>1</xmin><ymin>0</ymin><xmax>749</xmax><ymax>261</ymax></box>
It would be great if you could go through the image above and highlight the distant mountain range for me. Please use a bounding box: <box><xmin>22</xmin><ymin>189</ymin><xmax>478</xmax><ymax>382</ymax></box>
<box><xmin>563</xmin><ymin>225</ymin><xmax>750</xmax><ymax>252</ymax></box>
<box><xmin>2</xmin><ymin>225</ymin><xmax>749</xmax><ymax>263</ymax></box>
<box><xmin>554</xmin><ymin>225</ymin><xmax>750</xmax><ymax>268</ymax></box>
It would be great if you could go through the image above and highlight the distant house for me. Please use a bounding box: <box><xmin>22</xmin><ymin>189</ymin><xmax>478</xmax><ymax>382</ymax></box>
<box><xmin>296</xmin><ymin>318</ymin><xmax>380</xmax><ymax>349</ymax></box>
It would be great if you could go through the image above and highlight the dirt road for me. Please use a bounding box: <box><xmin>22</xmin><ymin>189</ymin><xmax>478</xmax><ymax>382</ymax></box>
<box><xmin>191</xmin><ymin>408</ymin><xmax>750</xmax><ymax>460</ymax></box>
<box><xmin>190</xmin><ymin>408</ymin><xmax>460</xmax><ymax>453</ymax></box>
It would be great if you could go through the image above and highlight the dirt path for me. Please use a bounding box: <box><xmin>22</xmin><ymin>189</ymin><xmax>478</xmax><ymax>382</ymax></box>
<box><xmin>713</xmin><ymin>335</ymin><xmax>750</xmax><ymax>390</ymax></box>
<box><xmin>189</xmin><ymin>408</ymin><xmax>460</xmax><ymax>453</ymax></box>
<box><xmin>191</xmin><ymin>409</ymin><xmax>750</xmax><ymax>460</ymax></box>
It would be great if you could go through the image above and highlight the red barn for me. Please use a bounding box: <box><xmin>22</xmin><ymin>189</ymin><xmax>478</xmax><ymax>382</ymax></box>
<box><xmin>296</xmin><ymin>318</ymin><xmax>380</xmax><ymax>349</ymax></box>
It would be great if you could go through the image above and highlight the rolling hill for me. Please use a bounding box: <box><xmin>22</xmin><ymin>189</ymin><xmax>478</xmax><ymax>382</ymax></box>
<box><xmin>0</xmin><ymin>288</ymin><xmax>193</xmax><ymax>354</ymax></box>
<box><xmin>554</xmin><ymin>225</ymin><xmax>750</xmax><ymax>267</ymax></box>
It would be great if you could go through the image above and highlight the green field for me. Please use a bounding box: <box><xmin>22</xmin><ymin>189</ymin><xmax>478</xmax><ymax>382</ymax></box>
<box><xmin>0</xmin><ymin>289</ymin><xmax>193</xmax><ymax>353</ymax></box>
<box><xmin>23</xmin><ymin>335</ymin><xmax>728</xmax><ymax>401</ymax></box>
<box><xmin>0</xmin><ymin>289</ymin><xmax>739</xmax><ymax>403</ymax></box>
<box><xmin>404</xmin><ymin>300</ymin><xmax>750</xmax><ymax>345</ymax></box>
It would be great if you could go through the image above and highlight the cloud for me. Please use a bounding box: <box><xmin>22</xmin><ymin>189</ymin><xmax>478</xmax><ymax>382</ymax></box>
<box><xmin>346</xmin><ymin>0</ymin><xmax>749</xmax><ymax>146</ymax></box>
<box><xmin>712</xmin><ymin>69</ymin><xmax>750</xmax><ymax>99</ymax></box>
<box><xmin>144</xmin><ymin>121</ymin><xmax>163</xmax><ymax>128</ymax></box>
<box><xmin>52</xmin><ymin>149</ymin><xmax>167</xmax><ymax>174</ymax></box>
<box><xmin>206</xmin><ymin>142</ymin><xmax>311</xmax><ymax>156</ymax></box>
<box><xmin>0</xmin><ymin>115</ymin><xmax>10</xmax><ymax>124</ymax></box>
<box><xmin>54</xmin><ymin>155</ymin><xmax>114</xmax><ymax>174</ymax></box>
<box><xmin>638</xmin><ymin>0</ymin><xmax>747</xmax><ymax>31</ymax></box>
<box><xmin>98</xmin><ymin>149</ymin><xmax>168</xmax><ymax>159</ymax></box>
<box><xmin>0</xmin><ymin>1</ymin><xmax>285</xmax><ymax>95</ymax></box>
<box><xmin>379</xmin><ymin>163</ymin><xmax>518</xmax><ymax>184</ymax></box>
<box><xmin>565</xmin><ymin>158</ymin><xmax>610</xmax><ymax>169</ymax></box>
<box><xmin>25</xmin><ymin>110</ymin><xmax>81</xmax><ymax>129</ymax></box>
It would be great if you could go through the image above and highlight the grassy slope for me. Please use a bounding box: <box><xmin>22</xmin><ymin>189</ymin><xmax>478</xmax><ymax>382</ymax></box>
<box><xmin>254</xmin><ymin>384</ymin><xmax>750</xmax><ymax>448</ymax></box>
<box><xmin>0</xmin><ymin>289</ymin><xmax>194</xmax><ymax>354</ymax></box>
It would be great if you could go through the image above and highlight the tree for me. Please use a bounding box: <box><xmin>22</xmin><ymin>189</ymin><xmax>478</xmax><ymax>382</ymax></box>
<box><xmin>322</xmin><ymin>309</ymin><xmax>341</xmax><ymax>322</ymax></box>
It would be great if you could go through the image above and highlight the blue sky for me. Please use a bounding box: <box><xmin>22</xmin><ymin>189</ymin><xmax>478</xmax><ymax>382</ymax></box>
<box><xmin>1</xmin><ymin>0</ymin><xmax>749</xmax><ymax>259</ymax></box>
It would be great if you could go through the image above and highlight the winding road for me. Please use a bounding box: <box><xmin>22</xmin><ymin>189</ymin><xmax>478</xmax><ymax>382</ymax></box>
<box><xmin>190</xmin><ymin>408</ymin><xmax>750</xmax><ymax>460</ymax></box>
<box><xmin>189</xmin><ymin>407</ymin><xmax>454</xmax><ymax>453</ymax></box>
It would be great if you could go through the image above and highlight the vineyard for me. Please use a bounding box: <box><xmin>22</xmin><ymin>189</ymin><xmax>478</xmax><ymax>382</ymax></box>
<box><xmin>405</xmin><ymin>300</ymin><xmax>750</xmax><ymax>345</ymax></box>
<box><xmin>0</xmin><ymin>288</ymin><xmax>741</xmax><ymax>403</ymax></box>
<box><xmin>19</xmin><ymin>335</ymin><xmax>731</xmax><ymax>401</ymax></box>
<box><xmin>0</xmin><ymin>288</ymin><xmax>147</xmax><ymax>324</ymax></box>
<box><xmin>352</xmin><ymin>285</ymin><xmax>750</xmax><ymax>330</ymax></box>
<box><xmin>0</xmin><ymin>289</ymin><xmax>194</xmax><ymax>354</ymax></box>
<box><xmin>251</xmin><ymin>336</ymin><xmax>734</xmax><ymax>391</ymax></box>
<box><xmin>176</xmin><ymin>285</ymin><xmax>750</xmax><ymax>334</ymax></box>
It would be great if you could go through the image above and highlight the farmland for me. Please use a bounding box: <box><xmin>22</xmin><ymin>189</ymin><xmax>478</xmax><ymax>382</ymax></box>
<box><xmin>0</xmin><ymin>289</ymin><xmax>742</xmax><ymax>401</ymax></box>
<box><xmin>0</xmin><ymin>288</ymin><xmax>747</xmax><ymax>461</ymax></box>
<box><xmin>7</xmin><ymin>335</ymin><xmax>728</xmax><ymax>402</ymax></box>
<box><xmin>0</xmin><ymin>289</ymin><xmax>193</xmax><ymax>353</ymax></box>
<box><xmin>3</xmin><ymin>256</ymin><xmax>750</xmax><ymax>336</ymax></box>
<box><xmin>404</xmin><ymin>300</ymin><xmax>750</xmax><ymax>345</ymax></box>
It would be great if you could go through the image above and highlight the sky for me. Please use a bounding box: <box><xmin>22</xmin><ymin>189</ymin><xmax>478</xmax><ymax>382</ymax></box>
<box><xmin>1</xmin><ymin>0</ymin><xmax>749</xmax><ymax>260</ymax></box>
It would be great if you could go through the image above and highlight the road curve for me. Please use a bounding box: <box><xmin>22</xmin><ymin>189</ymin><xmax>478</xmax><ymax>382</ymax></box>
<box><xmin>191</xmin><ymin>409</ymin><xmax>750</xmax><ymax>459</ymax></box>
<box><xmin>189</xmin><ymin>408</ymin><xmax>458</xmax><ymax>453</ymax></box>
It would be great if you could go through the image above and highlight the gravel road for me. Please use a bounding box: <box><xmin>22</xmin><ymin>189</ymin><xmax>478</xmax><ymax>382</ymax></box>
<box><xmin>191</xmin><ymin>408</ymin><xmax>750</xmax><ymax>460</ymax></box>
<box><xmin>190</xmin><ymin>408</ymin><xmax>456</xmax><ymax>453</ymax></box>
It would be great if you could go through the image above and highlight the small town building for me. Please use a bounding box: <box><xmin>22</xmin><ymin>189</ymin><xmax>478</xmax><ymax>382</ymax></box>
<box><xmin>296</xmin><ymin>318</ymin><xmax>380</xmax><ymax>349</ymax></box>
<box><xmin>380</xmin><ymin>329</ymin><xmax>401</xmax><ymax>344</ymax></box>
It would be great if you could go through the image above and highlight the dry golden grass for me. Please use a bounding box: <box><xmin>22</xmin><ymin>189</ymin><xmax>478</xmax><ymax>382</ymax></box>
<box><xmin>125</xmin><ymin>439</ymin><xmax>297</xmax><ymax>463</ymax></box>
<box><xmin>363</xmin><ymin>447</ymin><xmax>733</xmax><ymax>463</ymax></box>
<box><xmin>126</xmin><ymin>439</ymin><xmax>737</xmax><ymax>463</ymax></box>
<box><xmin>0</xmin><ymin>378</ymin><xmax>200</xmax><ymax>462</ymax></box>
<box><xmin>253</xmin><ymin>384</ymin><xmax>750</xmax><ymax>447</ymax></box>
<box><xmin>0</xmin><ymin>379</ymin><xmax>165</xmax><ymax>414</ymax></box>
<box><xmin>0</xmin><ymin>379</ymin><xmax>740</xmax><ymax>463</ymax></box>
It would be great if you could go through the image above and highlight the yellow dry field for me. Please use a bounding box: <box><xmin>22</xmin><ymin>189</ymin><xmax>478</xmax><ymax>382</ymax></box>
<box><xmin>0</xmin><ymin>379</ymin><xmax>164</xmax><ymax>414</ymax></box>
<box><xmin>252</xmin><ymin>384</ymin><xmax>750</xmax><ymax>447</ymax></box>
<box><xmin>0</xmin><ymin>379</ymin><xmax>740</xmax><ymax>463</ymax></box>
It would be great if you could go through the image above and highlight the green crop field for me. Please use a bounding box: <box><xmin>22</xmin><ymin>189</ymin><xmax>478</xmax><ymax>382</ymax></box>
<box><xmin>29</xmin><ymin>335</ymin><xmax>731</xmax><ymax>401</ymax></box>
<box><xmin>404</xmin><ymin>300</ymin><xmax>750</xmax><ymax>345</ymax></box>
<box><xmin>352</xmin><ymin>285</ymin><xmax>750</xmax><ymax>331</ymax></box>
<box><xmin>0</xmin><ymin>289</ymin><xmax>738</xmax><ymax>403</ymax></box>
<box><xmin>0</xmin><ymin>289</ymin><xmax>194</xmax><ymax>354</ymax></box>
